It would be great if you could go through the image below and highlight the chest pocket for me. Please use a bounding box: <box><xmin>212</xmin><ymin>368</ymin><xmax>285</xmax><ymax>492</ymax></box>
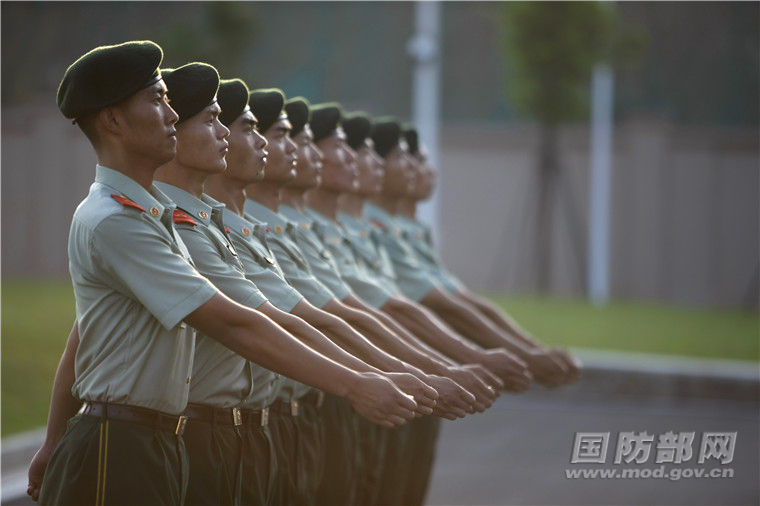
<box><xmin>248</xmin><ymin>237</ymin><xmax>278</xmax><ymax>270</ymax></box>
<box><xmin>271</xmin><ymin>235</ymin><xmax>311</xmax><ymax>271</ymax></box>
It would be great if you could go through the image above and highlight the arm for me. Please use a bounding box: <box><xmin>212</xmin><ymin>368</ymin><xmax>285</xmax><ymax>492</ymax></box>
<box><xmin>184</xmin><ymin>292</ymin><xmax>417</xmax><ymax>427</ymax></box>
<box><xmin>27</xmin><ymin>321</ymin><xmax>83</xmax><ymax>502</ymax></box>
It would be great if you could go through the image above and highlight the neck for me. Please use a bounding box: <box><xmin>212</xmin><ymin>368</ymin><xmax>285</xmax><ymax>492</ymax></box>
<box><xmin>397</xmin><ymin>198</ymin><xmax>418</xmax><ymax>219</ymax></box>
<box><xmin>280</xmin><ymin>186</ymin><xmax>308</xmax><ymax>212</ymax></box>
<box><xmin>337</xmin><ymin>192</ymin><xmax>366</xmax><ymax>218</ymax></box>
<box><xmin>245</xmin><ymin>179</ymin><xmax>282</xmax><ymax>212</ymax></box>
<box><xmin>205</xmin><ymin>173</ymin><xmax>247</xmax><ymax>216</ymax></box>
<box><xmin>369</xmin><ymin>192</ymin><xmax>401</xmax><ymax>215</ymax></box>
<box><xmin>97</xmin><ymin>147</ymin><xmax>164</xmax><ymax>192</ymax></box>
<box><xmin>304</xmin><ymin>187</ymin><xmax>340</xmax><ymax>221</ymax></box>
<box><xmin>153</xmin><ymin>161</ymin><xmax>207</xmax><ymax>199</ymax></box>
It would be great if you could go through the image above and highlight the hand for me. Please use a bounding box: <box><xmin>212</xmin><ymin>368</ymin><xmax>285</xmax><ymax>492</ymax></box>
<box><xmin>478</xmin><ymin>348</ymin><xmax>532</xmax><ymax>393</ymax></box>
<box><xmin>384</xmin><ymin>372</ymin><xmax>438</xmax><ymax>416</ymax></box>
<box><xmin>419</xmin><ymin>374</ymin><xmax>478</xmax><ymax>419</ymax></box>
<box><xmin>346</xmin><ymin>372</ymin><xmax>418</xmax><ymax>428</ymax></box>
<box><xmin>446</xmin><ymin>366</ymin><xmax>499</xmax><ymax>412</ymax></box>
<box><xmin>459</xmin><ymin>363</ymin><xmax>505</xmax><ymax>391</ymax></box>
<box><xmin>548</xmin><ymin>347</ymin><xmax>582</xmax><ymax>384</ymax></box>
<box><xmin>27</xmin><ymin>443</ymin><xmax>55</xmax><ymax>502</ymax></box>
<box><xmin>524</xmin><ymin>348</ymin><xmax>568</xmax><ymax>388</ymax></box>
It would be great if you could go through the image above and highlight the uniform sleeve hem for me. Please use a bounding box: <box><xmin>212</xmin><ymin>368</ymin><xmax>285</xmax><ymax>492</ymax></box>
<box><xmin>159</xmin><ymin>281</ymin><xmax>218</xmax><ymax>330</ymax></box>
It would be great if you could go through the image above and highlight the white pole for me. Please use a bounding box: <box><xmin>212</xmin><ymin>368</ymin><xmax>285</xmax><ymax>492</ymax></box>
<box><xmin>588</xmin><ymin>63</ymin><xmax>614</xmax><ymax>306</ymax></box>
<box><xmin>407</xmin><ymin>0</ymin><xmax>442</xmax><ymax>239</ymax></box>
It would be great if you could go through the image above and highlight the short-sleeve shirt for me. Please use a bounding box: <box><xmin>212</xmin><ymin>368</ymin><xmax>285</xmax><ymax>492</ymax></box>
<box><xmin>395</xmin><ymin>215</ymin><xmax>464</xmax><ymax>294</ymax></box>
<box><xmin>243</xmin><ymin>199</ymin><xmax>328</xmax><ymax>401</ymax></box>
<box><xmin>225</xmin><ymin>208</ymin><xmax>310</xmax><ymax>408</ymax></box>
<box><xmin>155</xmin><ymin>183</ymin><xmax>268</xmax><ymax>408</ymax></box>
<box><xmin>302</xmin><ymin>208</ymin><xmax>395</xmax><ymax>309</ymax></box>
<box><xmin>243</xmin><ymin>199</ymin><xmax>334</xmax><ymax>309</ymax></box>
<box><xmin>69</xmin><ymin>165</ymin><xmax>218</xmax><ymax>415</ymax></box>
<box><xmin>278</xmin><ymin>205</ymin><xmax>352</xmax><ymax>301</ymax></box>
<box><xmin>363</xmin><ymin>203</ymin><xmax>442</xmax><ymax>302</ymax></box>
<box><xmin>338</xmin><ymin>212</ymin><xmax>399</xmax><ymax>292</ymax></box>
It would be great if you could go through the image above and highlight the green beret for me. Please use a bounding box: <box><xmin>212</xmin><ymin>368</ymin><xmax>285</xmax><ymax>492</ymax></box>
<box><xmin>57</xmin><ymin>40</ymin><xmax>163</xmax><ymax>121</ymax></box>
<box><xmin>342</xmin><ymin>112</ymin><xmax>372</xmax><ymax>150</ymax></box>
<box><xmin>310</xmin><ymin>103</ymin><xmax>343</xmax><ymax>142</ymax></box>
<box><xmin>162</xmin><ymin>63</ymin><xmax>220</xmax><ymax>124</ymax></box>
<box><xmin>249</xmin><ymin>88</ymin><xmax>286</xmax><ymax>134</ymax></box>
<box><xmin>284</xmin><ymin>97</ymin><xmax>311</xmax><ymax>137</ymax></box>
<box><xmin>371</xmin><ymin>117</ymin><xmax>402</xmax><ymax>158</ymax></box>
<box><xmin>217</xmin><ymin>78</ymin><xmax>250</xmax><ymax>127</ymax></box>
<box><xmin>403</xmin><ymin>125</ymin><xmax>419</xmax><ymax>155</ymax></box>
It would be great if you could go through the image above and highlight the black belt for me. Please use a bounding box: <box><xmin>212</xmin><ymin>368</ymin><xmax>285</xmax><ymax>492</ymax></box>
<box><xmin>240</xmin><ymin>407</ymin><xmax>270</xmax><ymax>427</ymax></box>
<box><xmin>302</xmin><ymin>390</ymin><xmax>325</xmax><ymax>409</ymax></box>
<box><xmin>81</xmin><ymin>401</ymin><xmax>187</xmax><ymax>436</ymax></box>
<box><xmin>184</xmin><ymin>403</ymin><xmax>243</xmax><ymax>427</ymax></box>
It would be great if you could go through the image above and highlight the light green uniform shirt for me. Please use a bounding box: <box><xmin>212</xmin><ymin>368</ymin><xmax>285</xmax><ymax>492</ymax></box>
<box><xmin>155</xmin><ymin>183</ymin><xmax>268</xmax><ymax>408</ymax></box>
<box><xmin>244</xmin><ymin>199</ymin><xmax>326</xmax><ymax>401</ymax></box>
<box><xmin>69</xmin><ymin>166</ymin><xmax>217</xmax><ymax>415</ymax></box>
<box><xmin>395</xmin><ymin>215</ymin><xmax>465</xmax><ymax>294</ymax></box>
<box><xmin>363</xmin><ymin>203</ymin><xmax>442</xmax><ymax>302</ymax></box>
<box><xmin>301</xmin><ymin>208</ymin><xmax>395</xmax><ymax>310</ymax></box>
<box><xmin>278</xmin><ymin>205</ymin><xmax>353</xmax><ymax>302</ymax></box>
<box><xmin>338</xmin><ymin>212</ymin><xmax>399</xmax><ymax>293</ymax></box>
<box><xmin>225</xmin><ymin>208</ymin><xmax>310</xmax><ymax>408</ymax></box>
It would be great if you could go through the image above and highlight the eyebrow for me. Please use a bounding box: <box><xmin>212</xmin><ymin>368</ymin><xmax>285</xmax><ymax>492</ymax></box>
<box><xmin>274</xmin><ymin>125</ymin><xmax>291</xmax><ymax>135</ymax></box>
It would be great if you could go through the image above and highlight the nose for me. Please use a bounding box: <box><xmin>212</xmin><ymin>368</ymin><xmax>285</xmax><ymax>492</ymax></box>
<box><xmin>286</xmin><ymin>136</ymin><xmax>297</xmax><ymax>154</ymax></box>
<box><xmin>218</xmin><ymin>122</ymin><xmax>230</xmax><ymax>140</ymax></box>
<box><xmin>255</xmin><ymin>131</ymin><xmax>268</xmax><ymax>150</ymax></box>
<box><xmin>165</xmin><ymin>102</ymin><xmax>179</xmax><ymax>125</ymax></box>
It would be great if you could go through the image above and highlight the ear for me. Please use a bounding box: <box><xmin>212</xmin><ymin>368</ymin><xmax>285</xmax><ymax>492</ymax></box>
<box><xmin>98</xmin><ymin>106</ymin><xmax>123</xmax><ymax>137</ymax></box>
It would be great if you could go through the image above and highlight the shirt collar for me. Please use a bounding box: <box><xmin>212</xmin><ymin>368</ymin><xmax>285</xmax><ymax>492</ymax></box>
<box><xmin>363</xmin><ymin>202</ymin><xmax>398</xmax><ymax>232</ymax></box>
<box><xmin>153</xmin><ymin>182</ymin><xmax>215</xmax><ymax>227</ymax></box>
<box><xmin>243</xmin><ymin>199</ymin><xmax>290</xmax><ymax>233</ymax></box>
<box><xmin>222</xmin><ymin>208</ymin><xmax>257</xmax><ymax>240</ymax></box>
<box><xmin>95</xmin><ymin>165</ymin><xmax>173</xmax><ymax>222</ymax></box>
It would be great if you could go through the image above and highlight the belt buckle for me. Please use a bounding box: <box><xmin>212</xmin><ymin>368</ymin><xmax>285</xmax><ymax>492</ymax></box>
<box><xmin>261</xmin><ymin>407</ymin><xmax>269</xmax><ymax>427</ymax></box>
<box><xmin>232</xmin><ymin>407</ymin><xmax>242</xmax><ymax>426</ymax></box>
<box><xmin>175</xmin><ymin>415</ymin><xmax>187</xmax><ymax>436</ymax></box>
<box><xmin>290</xmin><ymin>399</ymin><xmax>299</xmax><ymax>417</ymax></box>
<box><xmin>317</xmin><ymin>391</ymin><xmax>325</xmax><ymax>409</ymax></box>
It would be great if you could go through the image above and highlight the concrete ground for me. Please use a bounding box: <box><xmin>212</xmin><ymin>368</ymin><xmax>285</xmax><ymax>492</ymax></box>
<box><xmin>3</xmin><ymin>350</ymin><xmax>758</xmax><ymax>506</ymax></box>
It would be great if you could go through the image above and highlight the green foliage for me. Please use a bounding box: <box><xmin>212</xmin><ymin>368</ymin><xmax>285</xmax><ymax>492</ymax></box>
<box><xmin>151</xmin><ymin>3</ymin><xmax>260</xmax><ymax>79</ymax></box>
<box><xmin>500</xmin><ymin>2</ymin><xmax>648</xmax><ymax>124</ymax></box>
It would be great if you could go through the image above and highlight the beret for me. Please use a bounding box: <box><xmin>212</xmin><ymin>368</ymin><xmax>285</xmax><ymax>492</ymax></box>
<box><xmin>310</xmin><ymin>103</ymin><xmax>343</xmax><ymax>142</ymax></box>
<box><xmin>57</xmin><ymin>40</ymin><xmax>163</xmax><ymax>120</ymax></box>
<box><xmin>371</xmin><ymin>117</ymin><xmax>403</xmax><ymax>158</ymax></box>
<box><xmin>217</xmin><ymin>78</ymin><xmax>250</xmax><ymax>127</ymax></box>
<box><xmin>162</xmin><ymin>63</ymin><xmax>220</xmax><ymax>124</ymax></box>
<box><xmin>284</xmin><ymin>97</ymin><xmax>311</xmax><ymax>137</ymax></box>
<box><xmin>403</xmin><ymin>125</ymin><xmax>419</xmax><ymax>155</ymax></box>
<box><xmin>249</xmin><ymin>88</ymin><xmax>286</xmax><ymax>134</ymax></box>
<box><xmin>342</xmin><ymin>112</ymin><xmax>372</xmax><ymax>150</ymax></box>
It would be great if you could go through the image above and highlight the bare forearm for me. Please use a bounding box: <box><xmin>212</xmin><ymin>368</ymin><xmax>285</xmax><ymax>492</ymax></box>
<box><xmin>458</xmin><ymin>290</ymin><xmax>541</xmax><ymax>348</ymax></box>
<box><xmin>43</xmin><ymin>321</ymin><xmax>83</xmax><ymax>449</ymax></box>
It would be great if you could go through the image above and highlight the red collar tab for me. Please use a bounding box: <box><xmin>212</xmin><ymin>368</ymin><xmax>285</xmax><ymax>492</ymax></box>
<box><xmin>370</xmin><ymin>220</ymin><xmax>387</xmax><ymax>231</ymax></box>
<box><xmin>172</xmin><ymin>209</ymin><xmax>198</xmax><ymax>226</ymax></box>
<box><xmin>111</xmin><ymin>194</ymin><xmax>146</xmax><ymax>213</ymax></box>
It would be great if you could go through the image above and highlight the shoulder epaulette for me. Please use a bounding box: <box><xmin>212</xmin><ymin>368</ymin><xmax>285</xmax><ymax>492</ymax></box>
<box><xmin>111</xmin><ymin>194</ymin><xmax>146</xmax><ymax>213</ymax></box>
<box><xmin>173</xmin><ymin>209</ymin><xmax>198</xmax><ymax>226</ymax></box>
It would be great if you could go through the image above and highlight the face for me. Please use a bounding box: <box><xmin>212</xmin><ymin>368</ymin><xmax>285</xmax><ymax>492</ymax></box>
<box><xmin>413</xmin><ymin>147</ymin><xmax>437</xmax><ymax>201</ymax></box>
<box><xmin>113</xmin><ymin>79</ymin><xmax>179</xmax><ymax>165</ymax></box>
<box><xmin>355</xmin><ymin>138</ymin><xmax>384</xmax><ymax>196</ymax></box>
<box><xmin>287</xmin><ymin>124</ymin><xmax>324</xmax><ymax>190</ymax></box>
<box><xmin>262</xmin><ymin>118</ymin><xmax>297</xmax><ymax>183</ymax></box>
<box><xmin>381</xmin><ymin>140</ymin><xmax>414</xmax><ymax>197</ymax></box>
<box><xmin>315</xmin><ymin>128</ymin><xmax>358</xmax><ymax>193</ymax></box>
<box><xmin>224</xmin><ymin>110</ymin><xmax>269</xmax><ymax>184</ymax></box>
<box><xmin>174</xmin><ymin>102</ymin><xmax>230</xmax><ymax>174</ymax></box>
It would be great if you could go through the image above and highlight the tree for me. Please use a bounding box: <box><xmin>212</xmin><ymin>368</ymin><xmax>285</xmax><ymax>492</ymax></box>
<box><xmin>500</xmin><ymin>2</ymin><xmax>646</xmax><ymax>294</ymax></box>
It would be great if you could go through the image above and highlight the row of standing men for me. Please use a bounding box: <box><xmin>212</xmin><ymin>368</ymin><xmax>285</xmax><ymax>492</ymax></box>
<box><xmin>29</xmin><ymin>40</ymin><xmax>581</xmax><ymax>505</ymax></box>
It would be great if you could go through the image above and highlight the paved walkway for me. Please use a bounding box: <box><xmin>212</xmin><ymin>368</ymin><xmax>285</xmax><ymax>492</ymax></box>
<box><xmin>3</xmin><ymin>350</ymin><xmax>758</xmax><ymax>505</ymax></box>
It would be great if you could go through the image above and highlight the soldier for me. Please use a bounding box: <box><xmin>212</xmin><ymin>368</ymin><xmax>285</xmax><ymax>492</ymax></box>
<box><xmin>398</xmin><ymin>126</ymin><xmax>582</xmax><ymax>383</ymax></box>
<box><xmin>27</xmin><ymin>41</ymin><xmax>419</xmax><ymax>505</ymax></box>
